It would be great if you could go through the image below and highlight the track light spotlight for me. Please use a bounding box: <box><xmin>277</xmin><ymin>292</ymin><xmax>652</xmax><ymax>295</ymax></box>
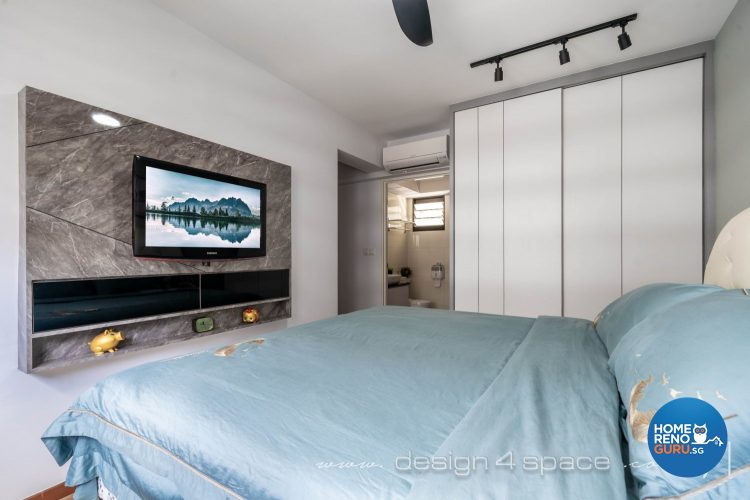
<box><xmin>558</xmin><ymin>39</ymin><xmax>570</xmax><ymax>65</ymax></box>
<box><xmin>617</xmin><ymin>24</ymin><xmax>632</xmax><ymax>50</ymax></box>
<box><xmin>494</xmin><ymin>60</ymin><xmax>503</xmax><ymax>82</ymax></box>
<box><xmin>470</xmin><ymin>13</ymin><xmax>637</xmax><ymax>75</ymax></box>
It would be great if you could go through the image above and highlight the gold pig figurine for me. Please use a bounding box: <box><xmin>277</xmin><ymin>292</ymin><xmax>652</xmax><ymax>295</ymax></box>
<box><xmin>88</xmin><ymin>328</ymin><xmax>125</xmax><ymax>356</ymax></box>
<box><xmin>242</xmin><ymin>308</ymin><xmax>260</xmax><ymax>324</ymax></box>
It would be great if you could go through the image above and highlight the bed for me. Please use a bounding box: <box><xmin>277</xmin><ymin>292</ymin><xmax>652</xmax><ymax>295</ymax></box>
<box><xmin>43</xmin><ymin>308</ymin><xmax>626</xmax><ymax>499</ymax></box>
<box><xmin>43</xmin><ymin>208</ymin><xmax>750</xmax><ymax>499</ymax></box>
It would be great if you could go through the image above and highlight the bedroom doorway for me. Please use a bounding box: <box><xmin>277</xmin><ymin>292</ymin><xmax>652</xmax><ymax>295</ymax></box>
<box><xmin>385</xmin><ymin>174</ymin><xmax>450</xmax><ymax>309</ymax></box>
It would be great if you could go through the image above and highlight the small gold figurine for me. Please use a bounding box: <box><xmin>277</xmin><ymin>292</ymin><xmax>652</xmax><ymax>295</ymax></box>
<box><xmin>88</xmin><ymin>328</ymin><xmax>125</xmax><ymax>356</ymax></box>
<box><xmin>242</xmin><ymin>307</ymin><xmax>260</xmax><ymax>324</ymax></box>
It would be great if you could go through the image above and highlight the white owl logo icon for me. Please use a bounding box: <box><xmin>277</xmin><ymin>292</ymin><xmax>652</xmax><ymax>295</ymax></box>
<box><xmin>693</xmin><ymin>424</ymin><xmax>707</xmax><ymax>444</ymax></box>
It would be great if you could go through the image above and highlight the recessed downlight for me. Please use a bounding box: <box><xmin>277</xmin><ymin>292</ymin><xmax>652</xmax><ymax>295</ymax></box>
<box><xmin>91</xmin><ymin>112</ymin><xmax>121</xmax><ymax>127</ymax></box>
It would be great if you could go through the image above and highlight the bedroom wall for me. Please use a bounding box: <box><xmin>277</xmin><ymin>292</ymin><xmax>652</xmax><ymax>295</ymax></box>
<box><xmin>0</xmin><ymin>0</ymin><xmax>380</xmax><ymax>497</ymax></box>
<box><xmin>715</xmin><ymin>0</ymin><xmax>750</xmax><ymax>229</ymax></box>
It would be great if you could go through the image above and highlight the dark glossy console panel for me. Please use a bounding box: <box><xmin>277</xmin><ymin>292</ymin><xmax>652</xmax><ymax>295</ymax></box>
<box><xmin>33</xmin><ymin>275</ymin><xmax>200</xmax><ymax>333</ymax></box>
<box><xmin>32</xmin><ymin>269</ymin><xmax>289</xmax><ymax>333</ymax></box>
<box><xmin>201</xmin><ymin>269</ymin><xmax>289</xmax><ymax>308</ymax></box>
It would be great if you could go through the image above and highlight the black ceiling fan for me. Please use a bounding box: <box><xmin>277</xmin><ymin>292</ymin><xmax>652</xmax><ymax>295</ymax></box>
<box><xmin>392</xmin><ymin>0</ymin><xmax>433</xmax><ymax>46</ymax></box>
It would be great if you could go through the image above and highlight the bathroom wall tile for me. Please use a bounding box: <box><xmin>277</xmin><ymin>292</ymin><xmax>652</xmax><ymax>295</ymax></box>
<box><xmin>407</xmin><ymin>214</ymin><xmax>450</xmax><ymax>309</ymax></box>
<box><xmin>386</xmin><ymin>229</ymin><xmax>408</xmax><ymax>272</ymax></box>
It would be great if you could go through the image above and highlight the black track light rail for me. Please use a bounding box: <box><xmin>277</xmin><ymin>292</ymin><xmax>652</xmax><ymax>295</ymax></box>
<box><xmin>469</xmin><ymin>13</ymin><xmax>637</xmax><ymax>69</ymax></box>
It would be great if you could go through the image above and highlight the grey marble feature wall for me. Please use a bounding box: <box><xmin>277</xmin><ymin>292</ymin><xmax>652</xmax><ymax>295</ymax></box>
<box><xmin>19</xmin><ymin>87</ymin><xmax>292</xmax><ymax>373</ymax></box>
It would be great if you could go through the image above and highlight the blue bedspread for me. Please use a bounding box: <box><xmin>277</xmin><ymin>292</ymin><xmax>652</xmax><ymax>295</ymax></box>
<box><xmin>43</xmin><ymin>307</ymin><xmax>626</xmax><ymax>499</ymax></box>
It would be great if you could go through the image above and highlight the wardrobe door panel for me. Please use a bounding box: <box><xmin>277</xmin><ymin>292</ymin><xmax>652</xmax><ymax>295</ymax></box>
<box><xmin>563</xmin><ymin>77</ymin><xmax>622</xmax><ymax>320</ymax></box>
<box><xmin>477</xmin><ymin>102</ymin><xmax>504</xmax><ymax>315</ymax></box>
<box><xmin>454</xmin><ymin>108</ymin><xmax>479</xmax><ymax>312</ymax></box>
<box><xmin>622</xmin><ymin>59</ymin><xmax>703</xmax><ymax>292</ymax></box>
<box><xmin>504</xmin><ymin>89</ymin><xmax>562</xmax><ymax>317</ymax></box>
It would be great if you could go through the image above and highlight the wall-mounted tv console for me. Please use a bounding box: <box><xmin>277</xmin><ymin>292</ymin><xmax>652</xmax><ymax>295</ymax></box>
<box><xmin>18</xmin><ymin>87</ymin><xmax>292</xmax><ymax>373</ymax></box>
<box><xmin>28</xmin><ymin>270</ymin><xmax>290</xmax><ymax>372</ymax></box>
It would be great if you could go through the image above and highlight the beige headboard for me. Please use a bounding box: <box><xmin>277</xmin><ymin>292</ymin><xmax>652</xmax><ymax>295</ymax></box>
<box><xmin>704</xmin><ymin>207</ymin><xmax>750</xmax><ymax>289</ymax></box>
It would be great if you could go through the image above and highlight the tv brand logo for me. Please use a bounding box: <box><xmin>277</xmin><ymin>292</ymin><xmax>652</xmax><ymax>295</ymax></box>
<box><xmin>648</xmin><ymin>398</ymin><xmax>727</xmax><ymax>477</ymax></box>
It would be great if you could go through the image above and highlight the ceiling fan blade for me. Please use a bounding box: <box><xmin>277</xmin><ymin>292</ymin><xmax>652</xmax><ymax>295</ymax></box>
<box><xmin>392</xmin><ymin>0</ymin><xmax>433</xmax><ymax>47</ymax></box>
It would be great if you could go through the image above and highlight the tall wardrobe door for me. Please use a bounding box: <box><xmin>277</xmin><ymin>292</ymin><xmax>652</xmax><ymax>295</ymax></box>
<box><xmin>477</xmin><ymin>102</ymin><xmax>504</xmax><ymax>315</ymax></box>
<box><xmin>563</xmin><ymin>77</ymin><xmax>622</xmax><ymax>320</ymax></box>
<box><xmin>454</xmin><ymin>108</ymin><xmax>479</xmax><ymax>312</ymax></box>
<box><xmin>622</xmin><ymin>59</ymin><xmax>703</xmax><ymax>292</ymax></box>
<box><xmin>504</xmin><ymin>89</ymin><xmax>562</xmax><ymax>317</ymax></box>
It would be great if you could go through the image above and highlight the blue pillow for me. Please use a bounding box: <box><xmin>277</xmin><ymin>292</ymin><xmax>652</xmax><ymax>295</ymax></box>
<box><xmin>595</xmin><ymin>283</ymin><xmax>722</xmax><ymax>355</ymax></box>
<box><xmin>609</xmin><ymin>289</ymin><xmax>750</xmax><ymax>498</ymax></box>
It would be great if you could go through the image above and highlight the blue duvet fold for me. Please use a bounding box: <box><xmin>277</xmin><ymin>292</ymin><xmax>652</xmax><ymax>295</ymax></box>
<box><xmin>406</xmin><ymin>316</ymin><xmax>627</xmax><ymax>499</ymax></box>
<box><xmin>43</xmin><ymin>307</ymin><xmax>625</xmax><ymax>499</ymax></box>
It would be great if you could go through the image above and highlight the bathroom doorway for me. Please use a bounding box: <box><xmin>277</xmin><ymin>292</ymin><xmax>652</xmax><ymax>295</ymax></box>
<box><xmin>385</xmin><ymin>174</ymin><xmax>450</xmax><ymax>309</ymax></box>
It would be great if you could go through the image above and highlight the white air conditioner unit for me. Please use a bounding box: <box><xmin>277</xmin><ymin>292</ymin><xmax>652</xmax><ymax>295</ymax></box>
<box><xmin>383</xmin><ymin>135</ymin><xmax>449</xmax><ymax>171</ymax></box>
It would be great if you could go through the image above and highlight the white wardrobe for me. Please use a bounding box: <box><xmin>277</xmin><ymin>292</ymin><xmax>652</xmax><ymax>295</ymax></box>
<box><xmin>454</xmin><ymin>59</ymin><xmax>704</xmax><ymax>319</ymax></box>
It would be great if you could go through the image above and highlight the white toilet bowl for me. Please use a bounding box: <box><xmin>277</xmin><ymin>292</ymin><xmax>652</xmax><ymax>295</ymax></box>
<box><xmin>409</xmin><ymin>299</ymin><xmax>432</xmax><ymax>308</ymax></box>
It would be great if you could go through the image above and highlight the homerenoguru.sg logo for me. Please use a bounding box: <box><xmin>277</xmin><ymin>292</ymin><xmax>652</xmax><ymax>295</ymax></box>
<box><xmin>648</xmin><ymin>397</ymin><xmax>727</xmax><ymax>477</ymax></box>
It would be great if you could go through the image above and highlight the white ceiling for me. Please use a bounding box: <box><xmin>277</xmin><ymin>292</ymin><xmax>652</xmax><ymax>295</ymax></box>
<box><xmin>152</xmin><ymin>0</ymin><xmax>736</xmax><ymax>140</ymax></box>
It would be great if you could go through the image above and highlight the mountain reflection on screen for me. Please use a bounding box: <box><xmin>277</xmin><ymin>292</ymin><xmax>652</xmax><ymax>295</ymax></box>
<box><xmin>145</xmin><ymin>166</ymin><xmax>262</xmax><ymax>248</ymax></box>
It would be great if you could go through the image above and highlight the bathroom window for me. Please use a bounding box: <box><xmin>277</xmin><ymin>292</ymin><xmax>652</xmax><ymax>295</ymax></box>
<box><xmin>413</xmin><ymin>196</ymin><xmax>445</xmax><ymax>231</ymax></box>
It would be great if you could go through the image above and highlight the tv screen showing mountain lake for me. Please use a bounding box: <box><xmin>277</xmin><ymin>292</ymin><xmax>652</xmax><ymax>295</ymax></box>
<box><xmin>145</xmin><ymin>166</ymin><xmax>262</xmax><ymax>248</ymax></box>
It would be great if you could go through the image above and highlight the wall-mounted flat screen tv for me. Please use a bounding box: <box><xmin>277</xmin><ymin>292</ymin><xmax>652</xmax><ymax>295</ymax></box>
<box><xmin>132</xmin><ymin>156</ymin><xmax>266</xmax><ymax>260</ymax></box>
